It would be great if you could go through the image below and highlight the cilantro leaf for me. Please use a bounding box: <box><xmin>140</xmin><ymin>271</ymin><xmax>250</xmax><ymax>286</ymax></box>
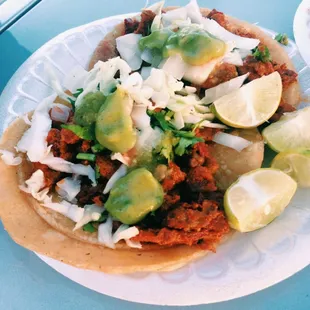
<box><xmin>275</xmin><ymin>33</ymin><xmax>288</xmax><ymax>46</ymax></box>
<box><xmin>95</xmin><ymin>165</ymin><xmax>101</xmax><ymax>180</ymax></box>
<box><xmin>83</xmin><ymin>223</ymin><xmax>96</xmax><ymax>233</ymax></box>
<box><xmin>148</xmin><ymin>110</ymin><xmax>176</xmax><ymax>131</ymax></box>
<box><xmin>155</xmin><ymin>131</ymin><xmax>177</xmax><ymax>161</ymax></box>
<box><xmin>73</xmin><ymin>88</ymin><xmax>84</xmax><ymax>98</ymax></box>
<box><xmin>175</xmin><ymin>137</ymin><xmax>203</xmax><ymax>156</ymax></box>
<box><xmin>252</xmin><ymin>46</ymin><xmax>272</xmax><ymax>62</ymax></box>
<box><xmin>61</xmin><ymin>124</ymin><xmax>95</xmax><ymax>140</ymax></box>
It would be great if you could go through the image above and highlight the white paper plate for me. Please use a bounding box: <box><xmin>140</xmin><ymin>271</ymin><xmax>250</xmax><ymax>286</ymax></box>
<box><xmin>1</xmin><ymin>13</ymin><xmax>310</xmax><ymax>306</ymax></box>
<box><xmin>294</xmin><ymin>0</ymin><xmax>310</xmax><ymax>67</ymax></box>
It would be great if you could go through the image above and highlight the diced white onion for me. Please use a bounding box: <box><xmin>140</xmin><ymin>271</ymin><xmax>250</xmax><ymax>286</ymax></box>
<box><xmin>146</xmin><ymin>0</ymin><xmax>164</xmax><ymax>15</ymax></box>
<box><xmin>116</xmin><ymin>33</ymin><xmax>143</xmax><ymax>71</ymax></box>
<box><xmin>74</xmin><ymin>204</ymin><xmax>104</xmax><ymax>231</ymax></box>
<box><xmin>199</xmin><ymin>120</ymin><xmax>228</xmax><ymax>129</ymax></box>
<box><xmin>111</xmin><ymin>153</ymin><xmax>131</xmax><ymax>166</ymax></box>
<box><xmin>204</xmin><ymin>73</ymin><xmax>249</xmax><ymax>104</ymax></box>
<box><xmin>98</xmin><ymin>216</ymin><xmax>115</xmax><ymax>249</ymax></box>
<box><xmin>50</xmin><ymin>104</ymin><xmax>71</xmax><ymax>123</ymax></box>
<box><xmin>19</xmin><ymin>169</ymin><xmax>48</xmax><ymax>201</ymax></box>
<box><xmin>63</xmin><ymin>66</ymin><xmax>88</xmax><ymax>93</ymax></box>
<box><xmin>112</xmin><ymin>224</ymin><xmax>141</xmax><ymax>248</ymax></box>
<box><xmin>186</xmin><ymin>0</ymin><xmax>203</xmax><ymax>24</ymax></box>
<box><xmin>212</xmin><ymin>132</ymin><xmax>252</xmax><ymax>152</ymax></box>
<box><xmin>171</xmin><ymin>111</ymin><xmax>185</xmax><ymax>129</ymax></box>
<box><xmin>183</xmin><ymin>114</ymin><xmax>203</xmax><ymax>124</ymax></box>
<box><xmin>75</xmin><ymin>57</ymin><xmax>131</xmax><ymax>109</ymax></box>
<box><xmin>40</xmin><ymin>152</ymin><xmax>96</xmax><ymax>185</ymax></box>
<box><xmin>162</xmin><ymin>55</ymin><xmax>187</xmax><ymax>80</ymax></box>
<box><xmin>185</xmin><ymin>86</ymin><xmax>197</xmax><ymax>94</ymax></box>
<box><xmin>140</xmin><ymin>66</ymin><xmax>152</xmax><ymax>80</ymax></box>
<box><xmin>183</xmin><ymin>59</ymin><xmax>218</xmax><ymax>85</ymax></box>
<box><xmin>42</xmin><ymin>200</ymin><xmax>84</xmax><ymax>223</ymax></box>
<box><xmin>141</xmin><ymin>49</ymin><xmax>153</xmax><ymax>64</ymax></box>
<box><xmin>16</xmin><ymin>94</ymin><xmax>56</xmax><ymax>162</ymax></box>
<box><xmin>136</xmin><ymin>126</ymin><xmax>163</xmax><ymax>151</ymax></box>
<box><xmin>103</xmin><ymin>164</ymin><xmax>127</xmax><ymax>194</ymax></box>
<box><xmin>0</xmin><ymin>149</ymin><xmax>22</xmax><ymax>166</ymax></box>
<box><xmin>162</xmin><ymin>7</ymin><xmax>188</xmax><ymax>24</ymax></box>
<box><xmin>203</xmin><ymin>18</ymin><xmax>260</xmax><ymax>50</ymax></box>
<box><xmin>131</xmin><ymin>105</ymin><xmax>151</xmax><ymax>130</ymax></box>
<box><xmin>223</xmin><ymin>50</ymin><xmax>243</xmax><ymax>66</ymax></box>
<box><xmin>56</xmin><ymin>177</ymin><xmax>81</xmax><ymax>202</ymax></box>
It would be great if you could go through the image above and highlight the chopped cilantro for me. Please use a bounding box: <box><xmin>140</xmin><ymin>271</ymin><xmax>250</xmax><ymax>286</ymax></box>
<box><xmin>83</xmin><ymin>222</ymin><xmax>96</xmax><ymax>233</ymax></box>
<box><xmin>95</xmin><ymin>164</ymin><xmax>101</xmax><ymax>180</ymax></box>
<box><xmin>98</xmin><ymin>212</ymin><xmax>108</xmax><ymax>223</ymax></box>
<box><xmin>61</xmin><ymin>124</ymin><xmax>95</xmax><ymax>140</ymax></box>
<box><xmin>73</xmin><ymin>88</ymin><xmax>84</xmax><ymax>98</ymax></box>
<box><xmin>67</xmin><ymin>97</ymin><xmax>76</xmax><ymax>110</ymax></box>
<box><xmin>275</xmin><ymin>33</ymin><xmax>289</xmax><ymax>46</ymax></box>
<box><xmin>155</xmin><ymin>131</ymin><xmax>176</xmax><ymax>162</ymax></box>
<box><xmin>76</xmin><ymin>153</ymin><xmax>96</xmax><ymax>161</ymax></box>
<box><xmin>252</xmin><ymin>46</ymin><xmax>272</xmax><ymax>62</ymax></box>
<box><xmin>148</xmin><ymin>110</ymin><xmax>176</xmax><ymax>131</ymax></box>
<box><xmin>91</xmin><ymin>143</ymin><xmax>105</xmax><ymax>153</ymax></box>
<box><xmin>175</xmin><ymin>137</ymin><xmax>203</xmax><ymax>156</ymax></box>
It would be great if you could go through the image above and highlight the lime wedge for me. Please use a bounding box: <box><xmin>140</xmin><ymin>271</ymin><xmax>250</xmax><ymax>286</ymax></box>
<box><xmin>213</xmin><ymin>72</ymin><xmax>282</xmax><ymax>128</ymax></box>
<box><xmin>224</xmin><ymin>168</ymin><xmax>297</xmax><ymax>232</ymax></box>
<box><xmin>271</xmin><ymin>151</ymin><xmax>310</xmax><ymax>188</ymax></box>
<box><xmin>263</xmin><ymin>107</ymin><xmax>310</xmax><ymax>152</ymax></box>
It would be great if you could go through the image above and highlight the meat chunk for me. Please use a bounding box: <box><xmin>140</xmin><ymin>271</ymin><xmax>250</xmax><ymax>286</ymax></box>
<box><xmin>238</xmin><ymin>55</ymin><xmax>275</xmax><ymax>81</ymax></box>
<box><xmin>160</xmin><ymin>193</ymin><xmax>181</xmax><ymax>211</ymax></box>
<box><xmin>161</xmin><ymin>162</ymin><xmax>186</xmax><ymax>192</ymax></box>
<box><xmin>60</xmin><ymin>128</ymin><xmax>80</xmax><ymax>144</ymax></box>
<box><xmin>47</xmin><ymin>128</ymin><xmax>61</xmax><ymax>157</ymax></box>
<box><xmin>189</xmin><ymin>142</ymin><xmax>217</xmax><ymax>171</ymax></box>
<box><xmin>133</xmin><ymin>211</ymin><xmax>229</xmax><ymax>250</ymax></box>
<box><xmin>201</xmin><ymin>63</ymin><xmax>238</xmax><ymax>89</ymax></box>
<box><xmin>274</xmin><ymin>63</ymin><xmax>298</xmax><ymax>90</ymax></box>
<box><xmin>96</xmin><ymin>155</ymin><xmax>120</xmax><ymax>179</ymax></box>
<box><xmin>187</xmin><ymin>166</ymin><xmax>217</xmax><ymax>192</ymax></box>
<box><xmin>238</xmin><ymin>56</ymin><xmax>298</xmax><ymax>90</ymax></box>
<box><xmin>134</xmin><ymin>10</ymin><xmax>156</xmax><ymax>36</ymax></box>
<box><xmin>76</xmin><ymin>184</ymin><xmax>106</xmax><ymax>205</ymax></box>
<box><xmin>80</xmin><ymin>140</ymin><xmax>92</xmax><ymax>153</ymax></box>
<box><xmin>33</xmin><ymin>163</ymin><xmax>63</xmax><ymax>188</ymax></box>
<box><xmin>270</xmin><ymin>99</ymin><xmax>296</xmax><ymax>122</ymax></box>
<box><xmin>195</xmin><ymin>128</ymin><xmax>220</xmax><ymax>142</ymax></box>
<box><xmin>124</xmin><ymin>18</ymin><xmax>139</xmax><ymax>34</ymax></box>
<box><xmin>206</xmin><ymin>9</ymin><xmax>228</xmax><ymax>28</ymax></box>
<box><xmin>166</xmin><ymin>200</ymin><xmax>220</xmax><ymax>231</ymax></box>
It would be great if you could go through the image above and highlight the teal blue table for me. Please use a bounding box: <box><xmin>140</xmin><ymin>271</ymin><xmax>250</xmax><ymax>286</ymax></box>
<box><xmin>0</xmin><ymin>1</ymin><xmax>309</xmax><ymax>309</ymax></box>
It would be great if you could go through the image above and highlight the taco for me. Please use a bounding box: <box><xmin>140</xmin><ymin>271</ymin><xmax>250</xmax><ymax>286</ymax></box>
<box><xmin>0</xmin><ymin>0</ymin><xmax>300</xmax><ymax>274</ymax></box>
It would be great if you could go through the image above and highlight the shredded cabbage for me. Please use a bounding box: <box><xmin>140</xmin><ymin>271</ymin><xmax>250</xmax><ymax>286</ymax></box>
<box><xmin>0</xmin><ymin>149</ymin><xmax>22</xmax><ymax>166</ymax></box>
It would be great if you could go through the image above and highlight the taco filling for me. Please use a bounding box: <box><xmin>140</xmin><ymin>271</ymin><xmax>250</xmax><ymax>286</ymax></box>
<box><xmin>0</xmin><ymin>0</ymin><xmax>302</xmax><ymax>270</ymax></box>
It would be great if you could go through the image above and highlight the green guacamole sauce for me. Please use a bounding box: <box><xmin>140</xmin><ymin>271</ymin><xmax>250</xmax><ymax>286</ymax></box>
<box><xmin>105</xmin><ymin>168</ymin><xmax>164</xmax><ymax>225</ymax></box>
<box><xmin>139</xmin><ymin>26</ymin><xmax>226</xmax><ymax>66</ymax></box>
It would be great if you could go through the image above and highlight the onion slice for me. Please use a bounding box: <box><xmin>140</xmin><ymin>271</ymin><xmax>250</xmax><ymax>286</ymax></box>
<box><xmin>203</xmin><ymin>18</ymin><xmax>260</xmax><ymax>50</ymax></box>
<box><xmin>98</xmin><ymin>216</ymin><xmax>115</xmax><ymax>249</ymax></box>
<box><xmin>103</xmin><ymin>164</ymin><xmax>127</xmax><ymax>194</ymax></box>
<box><xmin>74</xmin><ymin>204</ymin><xmax>104</xmax><ymax>231</ymax></box>
<box><xmin>212</xmin><ymin>132</ymin><xmax>252</xmax><ymax>152</ymax></box>
<box><xmin>113</xmin><ymin>224</ymin><xmax>141</xmax><ymax>249</ymax></box>
<box><xmin>116</xmin><ymin>33</ymin><xmax>143</xmax><ymax>71</ymax></box>
<box><xmin>204</xmin><ymin>73</ymin><xmax>249</xmax><ymax>104</ymax></box>
<box><xmin>42</xmin><ymin>200</ymin><xmax>84</xmax><ymax>223</ymax></box>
